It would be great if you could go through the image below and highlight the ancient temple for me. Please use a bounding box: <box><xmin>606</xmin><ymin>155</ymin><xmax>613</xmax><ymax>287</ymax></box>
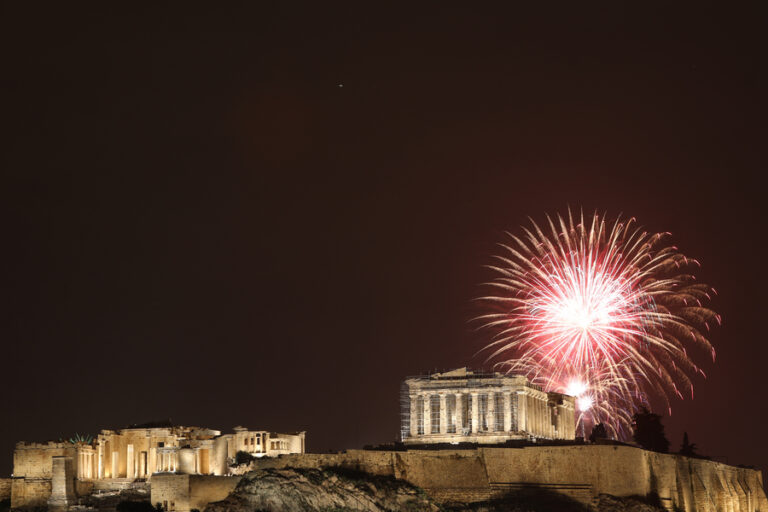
<box><xmin>401</xmin><ymin>368</ymin><xmax>576</xmax><ymax>444</ymax></box>
<box><xmin>10</xmin><ymin>424</ymin><xmax>305</xmax><ymax>509</ymax></box>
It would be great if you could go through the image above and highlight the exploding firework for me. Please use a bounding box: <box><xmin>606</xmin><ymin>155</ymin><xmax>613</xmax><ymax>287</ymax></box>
<box><xmin>477</xmin><ymin>209</ymin><xmax>718</xmax><ymax>437</ymax></box>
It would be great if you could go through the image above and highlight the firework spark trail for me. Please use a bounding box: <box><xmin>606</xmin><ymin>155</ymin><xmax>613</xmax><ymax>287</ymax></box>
<box><xmin>477</xmin><ymin>210</ymin><xmax>718</xmax><ymax>437</ymax></box>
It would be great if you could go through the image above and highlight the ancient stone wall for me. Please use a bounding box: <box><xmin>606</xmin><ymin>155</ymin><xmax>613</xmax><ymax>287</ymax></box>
<box><xmin>11</xmin><ymin>443</ymin><xmax>89</xmax><ymax>507</ymax></box>
<box><xmin>47</xmin><ymin>456</ymin><xmax>75</xmax><ymax>508</ymax></box>
<box><xmin>152</xmin><ymin>474</ymin><xmax>190</xmax><ymax>512</ymax></box>
<box><xmin>151</xmin><ymin>474</ymin><xmax>241</xmax><ymax>512</ymax></box>
<box><xmin>12</xmin><ymin>443</ymin><xmax>76</xmax><ymax>479</ymax></box>
<box><xmin>0</xmin><ymin>478</ymin><xmax>11</xmax><ymax>501</ymax></box>
<box><xmin>189</xmin><ymin>476</ymin><xmax>242</xmax><ymax>511</ymax></box>
<box><xmin>10</xmin><ymin>477</ymin><xmax>51</xmax><ymax>508</ymax></box>
<box><xmin>252</xmin><ymin>446</ymin><xmax>767</xmax><ymax>512</ymax></box>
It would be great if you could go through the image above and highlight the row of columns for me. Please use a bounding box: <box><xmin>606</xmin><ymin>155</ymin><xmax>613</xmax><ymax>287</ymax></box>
<box><xmin>158</xmin><ymin>450</ymin><xmax>178</xmax><ymax>472</ymax></box>
<box><xmin>77</xmin><ymin>451</ymin><xmax>95</xmax><ymax>479</ymax></box>
<box><xmin>518</xmin><ymin>391</ymin><xmax>552</xmax><ymax>438</ymax></box>
<box><xmin>160</xmin><ymin>447</ymin><xmax>213</xmax><ymax>474</ymax></box>
<box><xmin>407</xmin><ymin>390</ymin><xmax>568</xmax><ymax>440</ymax></box>
<box><xmin>94</xmin><ymin>444</ymin><xmax>218</xmax><ymax>479</ymax></box>
<box><xmin>409</xmin><ymin>390</ymin><xmax>521</xmax><ymax>437</ymax></box>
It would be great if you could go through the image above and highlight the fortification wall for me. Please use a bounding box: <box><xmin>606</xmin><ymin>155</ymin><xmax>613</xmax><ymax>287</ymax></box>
<box><xmin>152</xmin><ymin>474</ymin><xmax>190</xmax><ymax>512</ymax></box>
<box><xmin>10</xmin><ymin>478</ymin><xmax>51</xmax><ymax>508</ymax></box>
<box><xmin>0</xmin><ymin>478</ymin><xmax>11</xmax><ymax>501</ymax></box>
<box><xmin>189</xmin><ymin>476</ymin><xmax>241</xmax><ymax>512</ymax></box>
<box><xmin>151</xmin><ymin>474</ymin><xmax>241</xmax><ymax>512</ymax></box>
<box><xmin>12</xmin><ymin>443</ymin><xmax>76</xmax><ymax>479</ymax></box>
<box><xmin>252</xmin><ymin>446</ymin><xmax>767</xmax><ymax>512</ymax></box>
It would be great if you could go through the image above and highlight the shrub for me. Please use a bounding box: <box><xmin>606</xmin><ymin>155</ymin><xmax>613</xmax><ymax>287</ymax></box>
<box><xmin>235</xmin><ymin>450</ymin><xmax>254</xmax><ymax>465</ymax></box>
<box><xmin>115</xmin><ymin>501</ymin><xmax>158</xmax><ymax>512</ymax></box>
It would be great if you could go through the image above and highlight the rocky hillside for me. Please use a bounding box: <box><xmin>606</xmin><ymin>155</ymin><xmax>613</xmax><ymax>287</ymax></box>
<box><xmin>204</xmin><ymin>467</ymin><xmax>438</xmax><ymax>512</ymax></box>
<box><xmin>204</xmin><ymin>466</ymin><xmax>667</xmax><ymax>512</ymax></box>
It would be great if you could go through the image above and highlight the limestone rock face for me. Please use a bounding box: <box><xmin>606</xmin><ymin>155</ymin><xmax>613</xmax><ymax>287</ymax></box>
<box><xmin>202</xmin><ymin>467</ymin><xmax>671</xmax><ymax>512</ymax></box>
<box><xmin>204</xmin><ymin>467</ymin><xmax>439</xmax><ymax>512</ymax></box>
<box><xmin>594</xmin><ymin>494</ymin><xmax>665</xmax><ymax>512</ymax></box>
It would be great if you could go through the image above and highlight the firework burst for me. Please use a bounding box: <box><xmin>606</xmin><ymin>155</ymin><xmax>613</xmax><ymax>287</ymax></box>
<box><xmin>477</xmin><ymin>209</ymin><xmax>718</xmax><ymax>437</ymax></box>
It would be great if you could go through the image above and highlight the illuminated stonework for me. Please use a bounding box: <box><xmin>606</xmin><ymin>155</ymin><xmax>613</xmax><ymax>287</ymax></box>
<box><xmin>401</xmin><ymin>368</ymin><xmax>576</xmax><ymax>444</ymax></box>
<box><xmin>10</xmin><ymin>424</ymin><xmax>305</xmax><ymax>508</ymax></box>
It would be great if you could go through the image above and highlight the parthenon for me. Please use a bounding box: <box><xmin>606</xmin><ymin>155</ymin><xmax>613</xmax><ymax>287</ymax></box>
<box><xmin>401</xmin><ymin>368</ymin><xmax>576</xmax><ymax>443</ymax></box>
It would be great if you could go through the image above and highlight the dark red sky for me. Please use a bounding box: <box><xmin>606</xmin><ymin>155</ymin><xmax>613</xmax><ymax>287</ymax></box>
<box><xmin>2</xmin><ymin>3</ymin><xmax>766</xmax><ymax>479</ymax></box>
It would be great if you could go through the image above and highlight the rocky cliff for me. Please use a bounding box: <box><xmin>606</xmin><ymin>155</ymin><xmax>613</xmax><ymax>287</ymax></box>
<box><xmin>246</xmin><ymin>446</ymin><xmax>767</xmax><ymax>512</ymax></box>
<box><xmin>203</xmin><ymin>466</ymin><xmax>669</xmax><ymax>512</ymax></box>
<box><xmin>204</xmin><ymin>467</ymin><xmax>438</xmax><ymax>512</ymax></box>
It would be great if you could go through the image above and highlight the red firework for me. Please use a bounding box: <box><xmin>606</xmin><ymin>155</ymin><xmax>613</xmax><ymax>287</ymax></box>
<box><xmin>477</xmin><ymin>209</ymin><xmax>718</xmax><ymax>437</ymax></box>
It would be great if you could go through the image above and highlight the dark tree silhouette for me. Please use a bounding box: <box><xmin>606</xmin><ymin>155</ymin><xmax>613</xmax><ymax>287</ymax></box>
<box><xmin>679</xmin><ymin>431</ymin><xmax>698</xmax><ymax>456</ymax></box>
<box><xmin>235</xmin><ymin>450</ymin><xmax>254</xmax><ymax>465</ymax></box>
<box><xmin>632</xmin><ymin>408</ymin><xmax>669</xmax><ymax>453</ymax></box>
<box><xmin>116</xmin><ymin>501</ymin><xmax>160</xmax><ymax>512</ymax></box>
<box><xmin>589</xmin><ymin>423</ymin><xmax>608</xmax><ymax>443</ymax></box>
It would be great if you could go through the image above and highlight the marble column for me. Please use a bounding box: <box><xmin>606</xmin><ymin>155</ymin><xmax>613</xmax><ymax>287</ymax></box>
<box><xmin>503</xmin><ymin>392</ymin><xmax>512</xmax><ymax>431</ymax></box>
<box><xmin>455</xmin><ymin>393</ymin><xmax>464</xmax><ymax>433</ymax></box>
<box><xmin>487</xmin><ymin>392</ymin><xmax>496</xmax><ymax>432</ymax></box>
<box><xmin>127</xmin><ymin>445</ymin><xmax>134</xmax><ymax>478</ymax></box>
<box><xmin>423</xmin><ymin>394</ymin><xmax>431</xmax><ymax>435</ymax></box>
<box><xmin>547</xmin><ymin>401</ymin><xmax>552</xmax><ymax>438</ymax></box>
<box><xmin>409</xmin><ymin>395</ymin><xmax>419</xmax><ymax>437</ymax></box>
<box><xmin>470</xmin><ymin>393</ymin><xmax>479</xmax><ymax>433</ymax></box>
<box><xmin>528</xmin><ymin>395</ymin><xmax>535</xmax><ymax>435</ymax></box>
<box><xmin>535</xmin><ymin>397</ymin><xmax>542</xmax><ymax>437</ymax></box>
<box><xmin>439</xmin><ymin>394</ymin><xmax>448</xmax><ymax>434</ymax></box>
<box><xmin>538</xmin><ymin>397</ymin><xmax>544</xmax><ymax>436</ymax></box>
<box><xmin>548</xmin><ymin>403</ymin><xmax>554</xmax><ymax>438</ymax></box>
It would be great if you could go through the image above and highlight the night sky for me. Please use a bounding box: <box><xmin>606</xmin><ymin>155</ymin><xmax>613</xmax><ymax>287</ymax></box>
<box><xmin>2</xmin><ymin>4</ymin><xmax>767</xmax><ymax>479</ymax></box>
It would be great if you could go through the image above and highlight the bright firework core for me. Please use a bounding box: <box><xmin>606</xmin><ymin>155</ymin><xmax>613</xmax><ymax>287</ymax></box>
<box><xmin>577</xmin><ymin>396</ymin><xmax>594</xmax><ymax>412</ymax></box>
<box><xmin>553</xmin><ymin>295</ymin><xmax>616</xmax><ymax>331</ymax></box>
<box><xmin>566</xmin><ymin>379</ymin><xmax>588</xmax><ymax>397</ymax></box>
<box><xmin>565</xmin><ymin>380</ymin><xmax>593</xmax><ymax>411</ymax></box>
<box><xmin>479</xmin><ymin>209</ymin><xmax>718</xmax><ymax>438</ymax></box>
<box><xmin>531</xmin><ymin>258</ymin><xmax>645</xmax><ymax>369</ymax></box>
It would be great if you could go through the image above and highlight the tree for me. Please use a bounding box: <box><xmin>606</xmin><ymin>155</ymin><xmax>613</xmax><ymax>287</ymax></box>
<box><xmin>589</xmin><ymin>423</ymin><xmax>608</xmax><ymax>443</ymax></box>
<box><xmin>115</xmin><ymin>501</ymin><xmax>159</xmax><ymax>512</ymax></box>
<box><xmin>235</xmin><ymin>450</ymin><xmax>254</xmax><ymax>465</ymax></box>
<box><xmin>632</xmin><ymin>408</ymin><xmax>669</xmax><ymax>453</ymax></box>
<box><xmin>679</xmin><ymin>431</ymin><xmax>698</xmax><ymax>457</ymax></box>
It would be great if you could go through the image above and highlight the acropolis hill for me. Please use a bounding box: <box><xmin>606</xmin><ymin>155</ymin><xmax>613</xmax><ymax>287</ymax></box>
<box><xmin>1</xmin><ymin>369</ymin><xmax>765</xmax><ymax>512</ymax></box>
